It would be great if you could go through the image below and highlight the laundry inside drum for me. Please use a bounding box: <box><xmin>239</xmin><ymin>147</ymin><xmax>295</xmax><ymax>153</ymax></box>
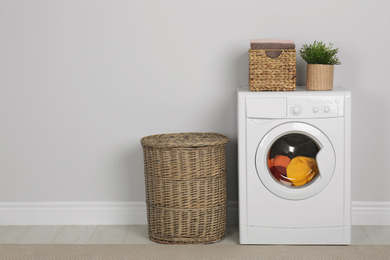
<box><xmin>267</xmin><ymin>133</ymin><xmax>320</xmax><ymax>187</ymax></box>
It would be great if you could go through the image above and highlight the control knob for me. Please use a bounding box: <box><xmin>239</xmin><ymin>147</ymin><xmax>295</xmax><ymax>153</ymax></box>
<box><xmin>292</xmin><ymin>105</ymin><xmax>302</xmax><ymax>115</ymax></box>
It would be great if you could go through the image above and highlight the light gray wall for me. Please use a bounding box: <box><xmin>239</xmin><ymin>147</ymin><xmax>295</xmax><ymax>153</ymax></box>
<box><xmin>1</xmin><ymin>0</ymin><xmax>389</xmax><ymax>202</ymax></box>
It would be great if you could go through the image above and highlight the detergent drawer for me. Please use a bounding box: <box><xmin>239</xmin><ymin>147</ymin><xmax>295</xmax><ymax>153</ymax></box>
<box><xmin>246</xmin><ymin>98</ymin><xmax>287</xmax><ymax>118</ymax></box>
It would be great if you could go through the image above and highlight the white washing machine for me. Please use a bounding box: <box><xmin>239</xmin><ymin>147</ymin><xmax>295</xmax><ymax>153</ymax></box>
<box><xmin>238</xmin><ymin>86</ymin><xmax>351</xmax><ymax>245</ymax></box>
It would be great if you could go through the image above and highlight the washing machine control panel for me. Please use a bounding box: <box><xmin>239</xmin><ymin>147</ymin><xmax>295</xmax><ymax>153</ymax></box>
<box><xmin>287</xmin><ymin>97</ymin><xmax>344</xmax><ymax>118</ymax></box>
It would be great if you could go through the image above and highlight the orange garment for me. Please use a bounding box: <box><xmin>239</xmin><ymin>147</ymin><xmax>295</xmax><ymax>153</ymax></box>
<box><xmin>286</xmin><ymin>156</ymin><xmax>319</xmax><ymax>186</ymax></box>
<box><xmin>269</xmin><ymin>155</ymin><xmax>294</xmax><ymax>186</ymax></box>
<box><xmin>268</xmin><ymin>158</ymin><xmax>274</xmax><ymax>168</ymax></box>
<box><xmin>274</xmin><ymin>155</ymin><xmax>291</xmax><ymax>168</ymax></box>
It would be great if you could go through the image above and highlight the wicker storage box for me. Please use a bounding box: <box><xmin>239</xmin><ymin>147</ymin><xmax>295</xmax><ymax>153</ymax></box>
<box><xmin>249</xmin><ymin>39</ymin><xmax>297</xmax><ymax>91</ymax></box>
<box><xmin>140</xmin><ymin>132</ymin><xmax>229</xmax><ymax>244</ymax></box>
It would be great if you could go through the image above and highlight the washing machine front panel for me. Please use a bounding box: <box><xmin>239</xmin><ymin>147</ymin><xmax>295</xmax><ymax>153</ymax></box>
<box><xmin>245</xmin><ymin>117</ymin><xmax>346</xmax><ymax>229</ymax></box>
<box><xmin>255</xmin><ymin>122</ymin><xmax>335</xmax><ymax>200</ymax></box>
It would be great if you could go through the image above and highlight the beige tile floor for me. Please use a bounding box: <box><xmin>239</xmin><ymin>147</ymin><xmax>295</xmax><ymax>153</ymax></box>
<box><xmin>0</xmin><ymin>225</ymin><xmax>389</xmax><ymax>245</ymax></box>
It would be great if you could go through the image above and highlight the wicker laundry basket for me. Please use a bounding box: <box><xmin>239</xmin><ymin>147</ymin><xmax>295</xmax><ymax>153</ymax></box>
<box><xmin>140</xmin><ymin>132</ymin><xmax>229</xmax><ymax>244</ymax></box>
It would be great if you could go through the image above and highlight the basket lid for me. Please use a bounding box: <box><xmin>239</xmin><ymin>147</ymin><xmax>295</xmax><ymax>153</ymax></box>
<box><xmin>250</xmin><ymin>39</ymin><xmax>295</xmax><ymax>50</ymax></box>
<box><xmin>141</xmin><ymin>132</ymin><xmax>229</xmax><ymax>148</ymax></box>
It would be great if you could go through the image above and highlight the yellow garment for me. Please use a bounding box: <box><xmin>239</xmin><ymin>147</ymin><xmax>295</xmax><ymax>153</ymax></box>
<box><xmin>286</xmin><ymin>156</ymin><xmax>319</xmax><ymax>186</ymax></box>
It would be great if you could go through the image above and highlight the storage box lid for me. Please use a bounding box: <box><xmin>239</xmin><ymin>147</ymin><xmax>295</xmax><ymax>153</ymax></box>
<box><xmin>250</xmin><ymin>39</ymin><xmax>295</xmax><ymax>50</ymax></box>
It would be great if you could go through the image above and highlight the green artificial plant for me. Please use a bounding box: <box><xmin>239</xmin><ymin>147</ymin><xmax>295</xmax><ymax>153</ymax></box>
<box><xmin>299</xmin><ymin>41</ymin><xmax>341</xmax><ymax>65</ymax></box>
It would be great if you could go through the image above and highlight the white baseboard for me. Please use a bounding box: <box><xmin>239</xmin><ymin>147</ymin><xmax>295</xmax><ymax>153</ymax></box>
<box><xmin>0</xmin><ymin>201</ymin><xmax>238</xmax><ymax>226</ymax></box>
<box><xmin>0</xmin><ymin>201</ymin><xmax>147</xmax><ymax>226</ymax></box>
<box><xmin>352</xmin><ymin>201</ymin><xmax>390</xmax><ymax>226</ymax></box>
<box><xmin>0</xmin><ymin>200</ymin><xmax>388</xmax><ymax>226</ymax></box>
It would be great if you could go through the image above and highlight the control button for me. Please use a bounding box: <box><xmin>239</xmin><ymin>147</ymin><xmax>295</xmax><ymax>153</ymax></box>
<box><xmin>313</xmin><ymin>107</ymin><xmax>319</xmax><ymax>113</ymax></box>
<box><xmin>328</xmin><ymin>100</ymin><xmax>333</xmax><ymax>104</ymax></box>
<box><xmin>324</xmin><ymin>106</ymin><xmax>330</xmax><ymax>113</ymax></box>
<box><xmin>335</xmin><ymin>100</ymin><xmax>341</xmax><ymax>104</ymax></box>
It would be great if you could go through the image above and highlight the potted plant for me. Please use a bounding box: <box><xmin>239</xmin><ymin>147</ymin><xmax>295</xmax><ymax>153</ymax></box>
<box><xmin>299</xmin><ymin>41</ymin><xmax>341</xmax><ymax>91</ymax></box>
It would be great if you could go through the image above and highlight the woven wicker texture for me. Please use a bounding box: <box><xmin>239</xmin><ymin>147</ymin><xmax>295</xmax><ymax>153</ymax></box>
<box><xmin>249</xmin><ymin>49</ymin><xmax>296</xmax><ymax>91</ymax></box>
<box><xmin>141</xmin><ymin>132</ymin><xmax>229</xmax><ymax>244</ymax></box>
<box><xmin>306</xmin><ymin>64</ymin><xmax>334</xmax><ymax>91</ymax></box>
<box><xmin>141</xmin><ymin>132</ymin><xmax>228</xmax><ymax>148</ymax></box>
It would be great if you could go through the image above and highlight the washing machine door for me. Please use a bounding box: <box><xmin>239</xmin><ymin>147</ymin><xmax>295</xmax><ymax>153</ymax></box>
<box><xmin>255</xmin><ymin>122</ymin><xmax>335</xmax><ymax>200</ymax></box>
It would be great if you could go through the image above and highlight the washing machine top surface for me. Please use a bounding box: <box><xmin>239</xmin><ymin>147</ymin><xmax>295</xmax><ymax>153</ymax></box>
<box><xmin>238</xmin><ymin>85</ymin><xmax>351</xmax><ymax>97</ymax></box>
<box><xmin>239</xmin><ymin>86</ymin><xmax>350</xmax><ymax>119</ymax></box>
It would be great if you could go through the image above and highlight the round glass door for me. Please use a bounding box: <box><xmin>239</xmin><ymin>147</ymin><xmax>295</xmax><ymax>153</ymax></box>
<box><xmin>255</xmin><ymin>122</ymin><xmax>336</xmax><ymax>200</ymax></box>
<box><xmin>267</xmin><ymin>134</ymin><xmax>320</xmax><ymax>187</ymax></box>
